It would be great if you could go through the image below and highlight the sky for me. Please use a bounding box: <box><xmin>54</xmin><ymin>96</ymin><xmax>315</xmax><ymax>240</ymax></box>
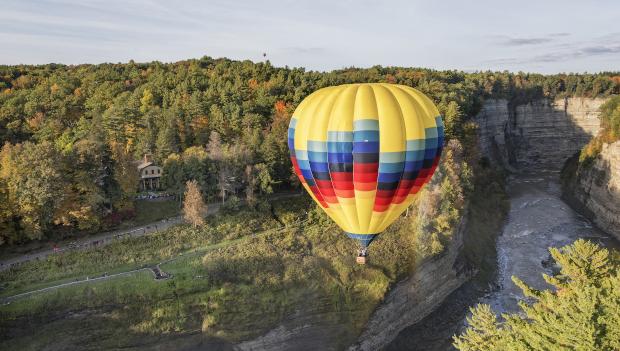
<box><xmin>1</xmin><ymin>0</ymin><xmax>619</xmax><ymax>73</ymax></box>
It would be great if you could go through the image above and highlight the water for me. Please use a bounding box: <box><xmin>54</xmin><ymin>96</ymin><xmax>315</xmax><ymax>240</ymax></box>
<box><xmin>385</xmin><ymin>171</ymin><xmax>618</xmax><ymax>351</ymax></box>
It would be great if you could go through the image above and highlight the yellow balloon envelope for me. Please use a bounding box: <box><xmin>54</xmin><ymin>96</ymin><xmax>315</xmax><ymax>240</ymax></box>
<box><xmin>288</xmin><ymin>83</ymin><xmax>444</xmax><ymax>248</ymax></box>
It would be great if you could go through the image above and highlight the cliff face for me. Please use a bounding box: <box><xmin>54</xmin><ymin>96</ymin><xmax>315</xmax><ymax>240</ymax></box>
<box><xmin>349</xmin><ymin>218</ymin><xmax>470</xmax><ymax>351</ymax></box>
<box><xmin>476</xmin><ymin>98</ymin><xmax>605</xmax><ymax>171</ymax></box>
<box><xmin>562</xmin><ymin>141</ymin><xmax>620</xmax><ymax>241</ymax></box>
<box><xmin>236</xmin><ymin>217</ymin><xmax>470</xmax><ymax>351</ymax></box>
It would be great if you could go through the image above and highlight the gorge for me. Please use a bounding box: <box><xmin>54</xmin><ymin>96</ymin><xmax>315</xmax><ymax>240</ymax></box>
<box><xmin>231</xmin><ymin>97</ymin><xmax>618</xmax><ymax>350</ymax></box>
<box><xmin>372</xmin><ymin>97</ymin><xmax>619</xmax><ymax>350</ymax></box>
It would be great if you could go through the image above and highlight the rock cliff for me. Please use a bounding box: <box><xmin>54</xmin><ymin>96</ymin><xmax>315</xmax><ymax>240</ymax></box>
<box><xmin>476</xmin><ymin>98</ymin><xmax>605</xmax><ymax>171</ymax></box>
<box><xmin>236</xmin><ymin>216</ymin><xmax>471</xmax><ymax>351</ymax></box>
<box><xmin>348</xmin><ymin>218</ymin><xmax>470</xmax><ymax>351</ymax></box>
<box><xmin>562</xmin><ymin>141</ymin><xmax>620</xmax><ymax>241</ymax></box>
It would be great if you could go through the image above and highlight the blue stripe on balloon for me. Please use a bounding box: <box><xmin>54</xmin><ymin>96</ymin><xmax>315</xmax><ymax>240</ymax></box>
<box><xmin>404</xmin><ymin>160</ymin><xmax>424</xmax><ymax>172</ymax></box>
<box><xmin>424</xmin><ymin>146</ymin><xmax>437</xmax><ymax>160</ymax></box>
<box><xmin>307</xmin><ymin>140</ymin><xmax>327</xmax><ymax>152</ymax></box>
<box><xmin>353</xmin><ymin>130</ymin><xmax>379</xmax><ymax>142</ymax></box>
<box><xmin>378</xmin><ymin>162</ymin><xmax>404</xmax><ymax>173</ymax></box>
<box><xmin>405</xmin><ymin>150</ymin><xmax>426</xmax><ymax>162</ymax></box>
<box><xmin>379</xmin><ymin>152</ymin><xmax>406</xmax><ymax>163</ymax></box>
<box><xmin>309</xmin><ymin>161</ymin><xmax>329</xmax><ymax>173</ymax></box>
<box><xmin>425</xmin><ymin>126</ymin><xmax>438</xmax><ymax>139</ymax></box>
<box><xmin>327</xmin><ymin>141</ymin><xmax>353</xmax><ymax>153</ymax></box>
<box><xmin>377</xmin><ymin>172</ymin><xmax>402</xmax><ymax>182</ymax></box>
<box><xmin>308</xmin><ymin>151</ymin><xmax>328</xmax><ymax>163</ymax></box>
<box><xmin>327</xmin><ymin>131</ymin><xmax>353</xmax><ymax>142</ymax></box>
<box><xmin>353</xmin><ymin>141</ymin><xmax>380</xmax><ymax>153</ymax></box>
<box><xmin>328</xmin><ymin>152</ymin><xmax>353</xmax><ymax>163</ymax></box>
<box><xmin>406</xmin><ymin>139</ymin><xmax>425</xmax><ymax>151</ymax></box>
<box><xmin>353</xmin><ymin>119</ymin><xmax>379</xmax><ymax>131</ymax></box>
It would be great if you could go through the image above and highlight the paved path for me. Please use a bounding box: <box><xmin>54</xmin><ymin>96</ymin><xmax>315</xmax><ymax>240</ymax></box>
<box><xmin>0</xmin><ymin>192</ymin><xmax>299</xmax><ymax>272</ymax></box>
<box><xmin>2</xmin><ymin>268</ymin><xmax>152</xmax><ymax>303</ymax></box>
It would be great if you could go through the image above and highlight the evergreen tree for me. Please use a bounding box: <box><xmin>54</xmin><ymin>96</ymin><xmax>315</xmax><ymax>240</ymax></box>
<box><xmin>453</xmin><ymin>240</ymin><xmax>620</xmax><ymax>351</ymax></box>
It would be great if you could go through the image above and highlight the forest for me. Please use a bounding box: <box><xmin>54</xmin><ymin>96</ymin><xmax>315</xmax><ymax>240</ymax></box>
<box><xmin>1</xmin><ymin>56</ymin><xmax>619</xmax><ymax>246</ymax></box>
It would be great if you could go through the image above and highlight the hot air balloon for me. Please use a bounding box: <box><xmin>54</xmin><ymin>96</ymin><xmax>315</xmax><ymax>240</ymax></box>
<box><xmin>287</xmin><ymin>83</ymin><xmax>444</xmax><ymax>264</ymax></box>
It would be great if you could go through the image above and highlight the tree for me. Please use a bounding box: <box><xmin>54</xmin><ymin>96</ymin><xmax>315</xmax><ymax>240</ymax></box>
<box><xmin>453</xmin><ymin>240</ymin><xmax>620</xmax><ymax>351</ymax></box>
<box><xmin>183</xmin><ymin>180</ymin><xmax>207</xmax><ymax>227</ymax></box>
<box><xmin>162</xmin><ymin>153</ymin><xmax>185</xmax><ymax>203</ymax></box>
<box><xmin>110</xmin><ymin>141</ymin><xmax>139</xmax><ymax>211</ymax></box>
<box><xmin>1</xmin><ymin>142</ymin><xmax>64</xmax><ymax>240</ymax></box>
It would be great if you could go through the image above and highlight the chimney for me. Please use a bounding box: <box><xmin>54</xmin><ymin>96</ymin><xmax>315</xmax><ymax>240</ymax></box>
<box><xmin>144</xmin><ymin>153</ymin><xmax>153</xmax><ymax>163</ymax></box>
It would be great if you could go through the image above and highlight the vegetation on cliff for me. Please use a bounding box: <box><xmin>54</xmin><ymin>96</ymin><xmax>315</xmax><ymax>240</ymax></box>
<box><xmin>579</xmin><ymin>95</ymin><xmax>620</xmax><ymax>167</ymax></box>
<box><xmin>454</xmin><ymin>240</ymin><xmax>620</xmax><ymax>351</ymax></box>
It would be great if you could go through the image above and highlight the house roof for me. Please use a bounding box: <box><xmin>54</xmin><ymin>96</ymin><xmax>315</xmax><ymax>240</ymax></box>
<box><xmin>137</xmin><ymin>161</ymin><xmax>153</xmax><ymax>171</ymax></box>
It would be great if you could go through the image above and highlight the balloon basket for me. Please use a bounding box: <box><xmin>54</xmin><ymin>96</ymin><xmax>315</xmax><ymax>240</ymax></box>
<box><xmin>356</xmin><ymin>256</ymin><xmax>367</xmax><ymax>265</ymax></box>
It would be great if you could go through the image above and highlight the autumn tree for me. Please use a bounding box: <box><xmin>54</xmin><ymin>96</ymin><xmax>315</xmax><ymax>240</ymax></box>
<box><xmin>453</xmin><ymin>240</ymin><xmax>620</xmax><ymax>351</ymax></box>
<box><xmin>183</xmin><ymin>180</ymin><xmax>207</xmax><ymax>227</ymax></box>
<box><xmin>0</xmin><ymin>142</ymin><xmax>64</xmax><ymax>240</ymax></box>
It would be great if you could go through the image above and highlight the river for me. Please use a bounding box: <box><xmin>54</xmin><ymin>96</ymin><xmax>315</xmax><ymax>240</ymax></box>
<box><xmin>385</xmin><ymin>171</ymin><xmax>619</xmax><ymax>351</ymax></box>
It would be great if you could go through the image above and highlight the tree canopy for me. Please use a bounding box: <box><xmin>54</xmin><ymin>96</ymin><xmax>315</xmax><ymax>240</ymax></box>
<box><xmin>0</xmin><ymin>57</ymin><xmax>618</xmax><ymax>245</ymax></box>
<box><xmin>453</xmin><ymin>240</ymin><xmax>620</xmax><ymax>351</ymax></box>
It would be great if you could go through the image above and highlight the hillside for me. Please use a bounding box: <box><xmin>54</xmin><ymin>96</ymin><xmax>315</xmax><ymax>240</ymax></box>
<box><xmin>0</xmin><ymin>58</ymin><xmax>618</xmax><ymax>246</ymax></box>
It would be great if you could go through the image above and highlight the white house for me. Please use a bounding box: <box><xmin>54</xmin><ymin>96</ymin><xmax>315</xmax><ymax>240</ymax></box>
<box><xmin>137</xmin><ymin>154</ymin><xmax>163</xmax><ymax>191</ymax></box>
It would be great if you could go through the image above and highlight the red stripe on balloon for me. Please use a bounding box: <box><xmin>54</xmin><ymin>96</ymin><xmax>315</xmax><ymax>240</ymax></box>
<box><xmin>353</xmin><ymin>172</ymin><xmax>379</xmax><ymax>183</ymax></box>
<box><xmin>353</xmin><ymin>163</ymin><xmax>379</xmax><ymax>173</ymax></box>
<box><xmin>375</xmin><ymin>189</ymin><xmax>396</xmax><ymax>199</ymax></box>
<box><xmin>334</xmin><ymin>189</ymin><xmax>355</xmax><ymax>198</ymax></box>
<box><xmin>332</xmin><ymin>180</ymin><xmax>354</xmax><ymax>190</ymax></box>
<box><xmin>290</xmin><ymin>157</ymin><xmax>304</xmax><ymax>182</ymax></box>
<box><xmin>355</xmin><ymin>182</ymin><xmax>377</xmax><ymax>191</ymax></box>
<box><xmin>374</xmin><ymin>195</ymin><xmax>394</xmax><ymax>205</ymax></box>
<box><xmin>373</xmin><ymin>203</ymin><xmax>390</xmax><ymax>212</ymax></box>
<box><xmin>330</xmin><ymin>172</ymin><xmax>353</xmax><ymax>181</ymax></box>
<box><xmin>409</xmin><ymin>185</ymin><xmax>422</xmax><ymax>195</ymax></box>
<box><xmin>307</xmin><ymin>185</ymin><xmax>328</xmax><ymax>207</ymax></box>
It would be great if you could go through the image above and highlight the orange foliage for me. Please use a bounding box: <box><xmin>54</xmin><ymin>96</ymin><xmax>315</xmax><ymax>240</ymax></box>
<box><xmin>248</xmin><ymin>78</ymin><xmax>259</xmax><ymax>90</ymax></box>
<box><xmin>190</xmin><ymin>115</ymin><xmax>209</xmax><ymax>132</ymax></box>
<box><xmin>611</xmin><ymin>76</ymin><xmax>620</xmax><ymax>93</ymax></box>
<box><xmin>269</xmin><ymin>100</ymin><xmax>291</xmax><ymax>132</ymax></box>
<box><xmin>274</xmin><ymin>100</ymin><xmax>287</xmax><ymax>115</ymax></box>
<box><xmin>26</xmin><ymin>112</ymin><xmax>45</xmax><ymax>130</ymax></box>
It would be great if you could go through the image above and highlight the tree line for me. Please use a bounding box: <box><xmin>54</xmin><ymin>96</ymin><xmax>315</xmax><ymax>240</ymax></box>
<box><xmin>0</xmin><ymin>57</ymin><xmax>618</xmax><ymax>245</ymax></box>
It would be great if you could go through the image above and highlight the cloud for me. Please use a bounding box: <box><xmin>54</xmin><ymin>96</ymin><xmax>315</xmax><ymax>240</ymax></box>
<box><xmin>487</xmin><ymin>43</ymin><xmax>620</xmax><ymax>65</ymax></box>
<box><xmin>492</xmin><ymin>33</ymin><xmax>571</xmax><ymax>46</ymax></box>
<box><xmin>501</xmin><ymin>37</ymin><xmax>554</xmax><ymax>46</ymax></box>
<box><xmin>580</xmin><ymin>45</ymin><xmax>620</xmax><ymax>55</ymax></box>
